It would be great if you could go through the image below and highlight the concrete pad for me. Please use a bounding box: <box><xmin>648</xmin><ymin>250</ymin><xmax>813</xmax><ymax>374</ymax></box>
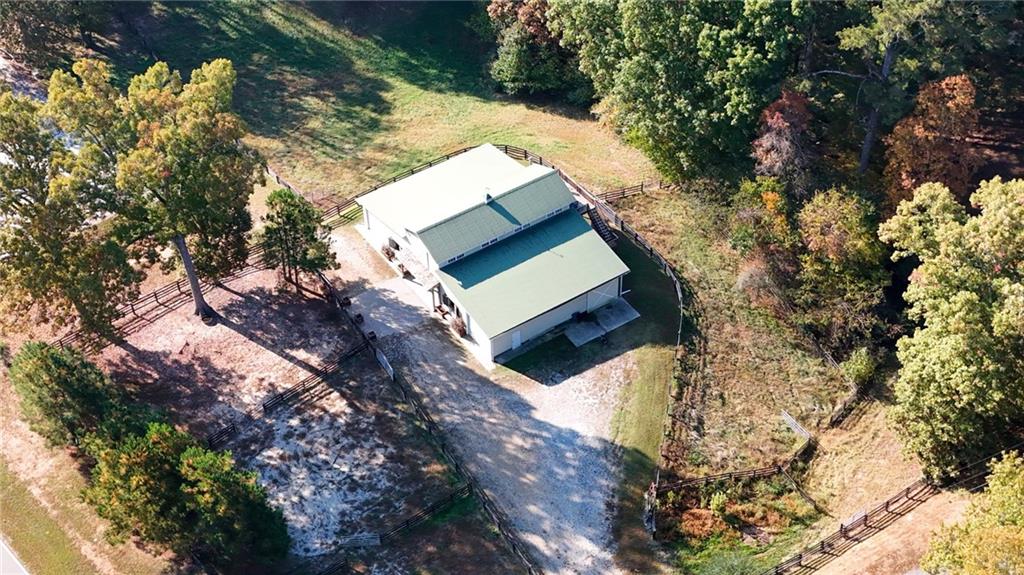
<box><xmin>595</xmin><ymin>298</ymin><xmax>640</xmax><ymax>333</ymax></box>
<box><xmin>565</xmin><ymin>319</ymin><xmax>606</xmax><ymax>347</ymax></box>
<box><xmin>564</xmin><ymin>298</ymin><xmax>640</xmax><ymax>348</ymax></box>
<box><xmin>349</xmin><ymin>277</ymin><xmax>431</xmax><ymax>338</ymax></box>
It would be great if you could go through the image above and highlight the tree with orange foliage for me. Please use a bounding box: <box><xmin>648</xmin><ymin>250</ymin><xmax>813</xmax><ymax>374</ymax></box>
<box><xmin>752</xmin><ymin>90</ymin><xmax>816</xmax><ymax>198</ymax></box>
<box><xmin>884</xmin><ymin>75</ymin><xmax>980</xmax><ymax>210</ymax></box>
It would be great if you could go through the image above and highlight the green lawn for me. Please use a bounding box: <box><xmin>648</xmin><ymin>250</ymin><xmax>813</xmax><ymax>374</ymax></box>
<box><xmin>0</xmin><ymin>460</ymin><xmax>97</xmax><ymax>575</ymax></box>
<box><xmin>91</xmin><ymin>2</ymin><xmax>654</xmax><ymax>198</ymax></box>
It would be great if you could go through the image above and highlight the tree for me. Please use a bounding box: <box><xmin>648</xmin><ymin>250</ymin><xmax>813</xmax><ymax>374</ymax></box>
<box><xmin>46</xmin><ymin>59</ymin><xmax>264</xmax><ymax>322</ymax></box>
<box><xmin>0</xmin><ymin>84</ymin><xmax>141</xmax><ymax>337</ymax></box>
<box><xmin>258</xmin><ymin>188</ymin><xmax>336</xmax><ymax>287</ymax></box>
<box><xmin>178</xmin><ymin>446</ymin><xmax>290</xmax><ymax>564</ymax></box>
<box><xmin>752</xmin><ymin>90</ymin><xmax>816</xmax><ymax>198</ymax></box>
<box><xmin>796</xmin><ymin>188</ymin><xmax>889</xmax><ymax>351</ymax></box>
<box><xmin>884</xmin><ymin>75</ymin><xmax>980</xmax><ymax>210</ymax></box>
<box><xmin>486</xmin><ymin>0</ymin><xmax>592</xmax><ymax>102</ymax></box>
<box><xmin>923</xmin><ymin>452</ymin><xmax>1024</xmax><ymax>575</ymax></box>
<box><xmin>549</xmin><ymin>0</ymin><xmax>805</xmax><ymax>178</ymax></box>
<box><xmin>0</xmin><ymin>1</ymin><xmax>106</xmax><ymax>67</ymax></box>
<box><xmin>878</xmin><ymin>179</ymin><xmax>1024</xmax><ymax>476</ymax></box>
<box><xmin>7</xmin><ymin>342</ymin><xmax>129</xmax><ymax>446</ymax></box>
<box><xmin>84</xmin><ymin>422</ymin><xmax>289</xmax><ymax>565</ymax></box>
<box><xmin>827</xmin><ymin>0</ymin><xmax>1011</xmax><ymax>173</ymax></box>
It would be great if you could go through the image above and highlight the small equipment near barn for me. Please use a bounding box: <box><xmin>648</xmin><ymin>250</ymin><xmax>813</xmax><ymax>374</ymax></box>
<box><xmin>356</xmin><ymin>143</ymin><xmax>630</xmax><ymax>359</ymax></box>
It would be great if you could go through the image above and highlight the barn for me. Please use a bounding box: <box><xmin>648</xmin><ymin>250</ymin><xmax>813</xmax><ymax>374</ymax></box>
<box><xmin>356</xmin><ymin>144</ymin><xmax>630</xmax><ymax>359</ymax></box>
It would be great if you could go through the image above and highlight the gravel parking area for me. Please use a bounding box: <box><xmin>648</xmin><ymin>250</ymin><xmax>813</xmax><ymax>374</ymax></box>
<box><xmin>378</xmin><ymin>319</ymin><xmax>635</xmax><ymax>575</ymax></box>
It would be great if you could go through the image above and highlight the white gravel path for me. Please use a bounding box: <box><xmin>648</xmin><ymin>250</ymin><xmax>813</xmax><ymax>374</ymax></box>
<box><xmin>379</xmin><ymin>322</ymin><xmax>635</xmax><ymax>575</ymax></box>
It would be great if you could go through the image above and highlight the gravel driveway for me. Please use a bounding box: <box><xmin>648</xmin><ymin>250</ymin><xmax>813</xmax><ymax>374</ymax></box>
<box><xmin>378</xmin><ymin>318</ymin><xmax>635</xmax><ymax>575</ymax></box>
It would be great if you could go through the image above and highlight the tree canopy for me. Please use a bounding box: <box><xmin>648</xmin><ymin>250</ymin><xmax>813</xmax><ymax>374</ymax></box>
<box><xmin>796</xmin><ymin>187</ymin><xmax>889</xmax><ymax>351</ymax></box>
<box><xmin>549</xmin><ymin>0</ymin><xmax>805</xmax><ymax>177</ymax></box>
<box><xmin>84</xmin><ymin>421</ymin><xmax>289</xmax><ymax>565</ymax></box>
<box><xmin>0</xmin><ymin>84</ymin><xmax>140</xmax><ymax>336</ymax></box>
<box><xmin>8</xmin><ymin>342</ymin><xmax>130</xmax><ymax>446</ymax></box>
<box><xmin>884</xmin><ymin>74</ymin><xmax>981</xmax><ymax>210</ymax></box>
<box><xmin>923</xmin><ymin>452</ymin><xmax>1024</xmax><ymax>574</ymax></box>
<box><xmin>45</xmin><ymin>58</ymin><xmax>264</xmax><ymax>320</ymax></box>
<box><xmin>258</xmin><ymin>187</ymin><xmax>336</xmax><ymax>286</ymax></box>
<box><xmin>879</xmin><ymin>178</ymin><xmax>1024</xmax><ymax>476</ymax></box>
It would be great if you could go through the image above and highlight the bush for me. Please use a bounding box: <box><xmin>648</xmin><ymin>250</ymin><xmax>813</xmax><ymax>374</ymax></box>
<box><xmin>840</xmin><ymin>346</ymin><xmax>877</xmax><ymax>388</ymax></box>
<box><xmin>710</xmin><ymin>491</ymin><xmax>728</xmax><ymax>518</ymax></box>
<box><xmin>8</xmin><ymin>342</ymin><xmax>130</xmax><ymax>446</ymax></box>
<box><xmin>84</xmin><ymin>422</ymin><xmax>289</xmax><ymax>565</ymax></box>
<box><xmin>490</xmin><ymin>22</ymin><xmax>592</xmax><ymax>103</ymax></box>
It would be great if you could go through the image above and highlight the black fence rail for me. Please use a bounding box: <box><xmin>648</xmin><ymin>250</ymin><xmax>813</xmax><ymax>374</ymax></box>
<box><xmin>379</xmin><ymin>483</ymin><xmax>472</xmax><ymax>543</ymax></box>
<box><xmin>758</xmin><ymin>478</ymin><xmax>939</xmax><ymax>575</ymax></box>
<box><xmin>657</xmin><ymin>464</ymin><xmax>784</xmax><ymax>494</ymax></box>
<box><xmin>204</xmin><ymin>342</ymin><xmax>369</xmax><ymax>450</ymax></box>
<box><xmin>597</xmin><ymin>179</ymin><xmax>672</xmax><ymax>203</ymax></box>
<box><xmin>52</xmin><ymin>246</ymin><xmax>268</xmax><ymax>353</ymax></box>
<box><xmin>657</xmin><ymin>437</ymin><xmax>816</xmax><ymax>494</ymax></box>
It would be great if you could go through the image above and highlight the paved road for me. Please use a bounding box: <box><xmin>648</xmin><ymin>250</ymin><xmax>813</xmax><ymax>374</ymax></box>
<box><xmin>1</xmin><ymin>539</ymin><xmax>29</xmax><ymax>575</ymax></box>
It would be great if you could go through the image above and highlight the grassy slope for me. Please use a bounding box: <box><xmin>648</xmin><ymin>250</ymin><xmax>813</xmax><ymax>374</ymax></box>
<box><xmin>101</xmin><ymin>2</ymin><xmax>654</xmax><ymax>199</ymax></box>
<box><xmin>0</xmin><ymin>461</ymin><xmax>97</xmax><ymax>575</ymax></box>
<box><xmin>617</xmin><ymin>186</ymin><xmax>846</xmax><ymax>474</ymax></box>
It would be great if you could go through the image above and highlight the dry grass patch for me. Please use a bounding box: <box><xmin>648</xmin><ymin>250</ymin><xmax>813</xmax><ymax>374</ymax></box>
<box><xmin>615</xmin><ymin>186</ymin><xmax>846</xmax><ymax>473</ymax></box>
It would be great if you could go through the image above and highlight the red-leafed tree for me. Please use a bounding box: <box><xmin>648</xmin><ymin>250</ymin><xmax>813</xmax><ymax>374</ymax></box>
<box><xmin>884</xmin><ymin>75</ymin><xmax>981</xmax><ymax>211</ymax></box>
<box><xmin>751</xmin><ymin>90</ymin><xmax>815</xmax><ymax>198</ymax></box>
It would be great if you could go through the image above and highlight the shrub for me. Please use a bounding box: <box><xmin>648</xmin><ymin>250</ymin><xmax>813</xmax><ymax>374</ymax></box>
<box><xmin>840</xmin><ymin>346</ymin><xmax>877</xmax><ymax>388</ymax></box>
<box><xmin>8</xmin><ymin>342</ymin><xmax>129</xmax><ymax>446</ymax></box>
<box><xmin>710</xmin><ymin>491</ymin><xmax>728</xmax><ymax>518</ymax></box>
<box><xmin>84</xmin><ymin>422</ymin><xmax>289</xmax><ymax>565</ymax></box>
<box><xmin>679</xmin><ymin>508</ymin><xmax>730</xmax><ymax>542</ymax></box>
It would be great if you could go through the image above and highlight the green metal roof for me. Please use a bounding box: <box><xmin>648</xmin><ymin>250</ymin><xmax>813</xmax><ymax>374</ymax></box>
<box><xmin>419</xmin><ymin>168</ymin><xmax>574</xmax><ymax>264</ymax></box>
<box><xmin>437</xmin><ymin>211</ymin><xmax>629</xmax><ymax>337</ymax></box>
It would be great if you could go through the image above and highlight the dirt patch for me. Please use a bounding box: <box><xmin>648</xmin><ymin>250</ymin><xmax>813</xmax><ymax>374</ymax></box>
<box><xmin>812</xmin><ymin>490</ymin><xmax>970</xmax><ymax>575</ymax></box>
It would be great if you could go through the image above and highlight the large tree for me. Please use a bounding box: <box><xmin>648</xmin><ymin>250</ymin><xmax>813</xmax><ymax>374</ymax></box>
<box><xmin>549</xmin><ymin>0</ymin><xmax>805</xmax><ymax>178</ymax></box>
<box><xmin>751</xmin><ymin>90</ymin><xmax>816</xmax><ymax>198</ymax></box>
<box><xmin>0</xmin><ymin>84</ymin><xmax>140</xmax><ymax>336</ymax></box>
<box><xmin>823</xmin><ymin>0</ymin><xmax>1012</xmax><ymax>173</ymax></box>
<box><xmin>879</xmin><ymin>178</ymin><xmax>1024</xmax><ymax>477</ymax></box>
<box><xmin>46</xmin><ymin>59</ymin><xmax>263</xmax><ymax>322</ymax></box>
<box><xmin>923</xmin><ymin>452</ymin><xmax>1024</xmax><ymax>575</ymax></box>
<box><xmin>884</xmin><ymin>74</ymin><xmax>980</xmax><ymax>210</ymax></box>
<box><xmin>258</xmin><ymin>187</ymin><xmax>336</xmax><ymax>288</ymax></box>
<box><xmin>796</xmin><ymin>187</ymin><xmax>889</xmax><ymax>352</ymax></box>
<box><xmin>84</xmin><ymin>421</ymin><xmax>289</xmax><ymax>565</ymax></box>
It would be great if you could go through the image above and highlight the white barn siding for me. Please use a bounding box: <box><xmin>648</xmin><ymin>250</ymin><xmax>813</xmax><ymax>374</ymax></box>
<box><xmin>585</xmin><ymin>277</ymin><xmax>621</xmax><ymax>312</ymax></box>
<box><xmin>489</xmin><ymin>277</ymin><xmax>623</xmax><ymax>357</ymax></box>
<box><xmin>489</xmin><ymin>292</ymin><xmax>588</xmax><ymax>357</ymax></box>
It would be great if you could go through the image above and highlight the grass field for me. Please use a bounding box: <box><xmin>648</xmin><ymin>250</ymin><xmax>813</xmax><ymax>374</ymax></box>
<box><xmin>0</xmin><ymin>461</ymin><xmax>97</xmax><ymax>575</ymax></box>
<box><xmin>616</xmin><ymin>186</ymin><xmax>846</xmax><ymax>477</ymax></box>
<box><xmin>93</xmin><ymin>2</ymin><xmax>655</xmax><ymax>200</ymax></box>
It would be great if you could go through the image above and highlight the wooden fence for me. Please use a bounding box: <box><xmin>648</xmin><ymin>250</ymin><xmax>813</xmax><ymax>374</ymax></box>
<box><xmin>312</xmin><ymin>271</ymin><xmax>543</xmax><ymax>575</ymax></box>
<box><xmin>758</xmin><ymin>478</ymin><xmax>939</xmax><ymax>575</ymax></box>
<box><xmin>379</xmin><ymin>483</ymin><xmax>472</xmax><ymax>542</ymax></box>
<box><xmin>597</xmin><ymin>179</ymin><xmax>672</xmax><ymax>203</ymax></box>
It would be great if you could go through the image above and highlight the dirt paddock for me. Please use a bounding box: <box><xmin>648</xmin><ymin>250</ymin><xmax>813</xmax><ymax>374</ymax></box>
<box><xmin>96</xmin><ymin>269</ymin><xmax>454</xmax><ymax>556</ymax></box>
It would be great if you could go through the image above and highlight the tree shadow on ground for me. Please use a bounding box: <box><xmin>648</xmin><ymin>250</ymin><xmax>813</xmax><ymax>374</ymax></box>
<box><xmin>345</xmin><ymin>276</ymin><xmax>662</xmax><ymax>574</ymax></box>
<box><xmin>98</xmin><ymin>1</ymin><xmax>393</xmax><ymax>156</ymax></box>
